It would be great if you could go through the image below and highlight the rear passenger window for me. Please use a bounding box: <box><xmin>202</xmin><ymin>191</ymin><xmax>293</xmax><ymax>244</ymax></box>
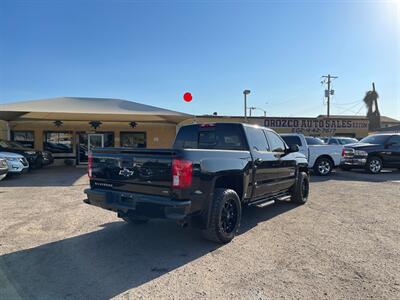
<box><xmin>265</xmin><ymin>131</ymin><xmax>286</xmax><ymax>152</ymax></box>
<box><xmin>244</xmin><ymin>126</ymin><xmax>269</xmax><ymax>151</ymax></box>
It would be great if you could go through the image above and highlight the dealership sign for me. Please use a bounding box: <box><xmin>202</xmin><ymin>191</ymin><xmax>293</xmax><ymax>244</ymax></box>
<box><xmin>263</xmin><ymin>117</ymin><xmax>369</xmax><ymax>135</ymax></box>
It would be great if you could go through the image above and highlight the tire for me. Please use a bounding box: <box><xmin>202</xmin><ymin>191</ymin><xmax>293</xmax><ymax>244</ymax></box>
<box><xmin>313</xmin><ymin>157</ymin><xmax>333</xmax><ymax>176</ymax></box>
<box><xmin>366</xmin><ymin>156</ymin><xmax>382</xmax><ymax>174</ymax></box>
<box><xmin>203</xmin><ymin>188</ymin><xmax>242</xmax><ymax>244</ymax></box>
<box><xmin>122</xmin><ymin>215</ymin><xmax>149</xmax><ymax>225</ymax></box>
<box><xmin>290</xmin><ymin>171</ymin><xmax>310</xmax><ymax>204</ymax></box>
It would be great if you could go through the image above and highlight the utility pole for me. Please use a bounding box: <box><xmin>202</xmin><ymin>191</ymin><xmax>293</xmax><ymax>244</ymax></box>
<box><xmin>243</xmin><ymin>90</ymin><xmax>251</xmax><ymax>122</ymax></box>
<box><xmin>321</xmin><ymin>74</ymin><xmax>338</xmax><ymax>117</ymax></box>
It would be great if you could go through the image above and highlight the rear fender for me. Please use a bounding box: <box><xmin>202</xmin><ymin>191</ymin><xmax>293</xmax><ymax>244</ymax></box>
<box><xmin>193</xmin><ymin>158</ymin><xmax>251</xmax><ymax>229</ymax></box>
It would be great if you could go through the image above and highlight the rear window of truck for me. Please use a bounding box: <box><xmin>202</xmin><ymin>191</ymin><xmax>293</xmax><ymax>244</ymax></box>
<box><xmin>173</xmin><ymin>124</ymin><xmax>248</xmax><ymax>151</ymax></box>
<box><xmin>281</xmin><ymin>135</ymin><xmax>303</xmax><ymax>147</ymax></box>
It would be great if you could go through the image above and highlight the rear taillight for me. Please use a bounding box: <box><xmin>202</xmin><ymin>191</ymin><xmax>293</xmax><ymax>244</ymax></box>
<box><xmin>172</xmin><ymin>159</ymin><xmax>193</xmax><ymax>189</ymax></box>
<box><xmin>88</xmin><ymin>154</ymin><xmax>93</xmax><ymax>178</ymax></box>
<box><xmin>342</xmin><ymin>148</ymin><xmax>354</xmax><ymax>158</ymax></box>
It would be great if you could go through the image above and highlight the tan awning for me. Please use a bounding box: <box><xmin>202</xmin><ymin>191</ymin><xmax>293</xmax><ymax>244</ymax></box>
<box><xmin>0</xmin><ymin>97</ymin><xmax>192</xmax><ymax>123</ymax></box>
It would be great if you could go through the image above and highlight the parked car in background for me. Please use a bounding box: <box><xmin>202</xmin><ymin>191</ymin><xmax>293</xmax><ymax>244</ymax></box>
<box><xmin>41</xmin><ymin>150</ymin><xmax>54</xmax><ymax>166</ymax></box>
<box><xmin>0</xmin><ymin>140</ymin><xmax>43</xmax><ymax>169</ymax></box>
<box><xmin>13</xmin><ymin>141</ymin><xmax>54</xmax><ymax>167</ymax></box>
<box><xmin>0</xmin><ymin>152</ymin><xmax>29</xmax><ymax>175</ymax></box>
<box><xmin>321</xmin><ymin>136</ymin><xmax>359</xmax><ymax>145</ymax></box>
<box><xmin>341</xmin><ymin>133</ymin><xmax>400</xmax><ymax>174</ymax></box>
<box><xmin>281</xmin><ymin>134</ymin><xmax>343</xmax><ymax>176</ymax></box>
<box><xmin>0</xmin><ymin>158</ymin><xmax>8</xmax><ymax>180</ymax></box>
<box><xmin>84</xmin><ymin>123</ymin><xmax>309</xmax><ymax>243</ymax></box>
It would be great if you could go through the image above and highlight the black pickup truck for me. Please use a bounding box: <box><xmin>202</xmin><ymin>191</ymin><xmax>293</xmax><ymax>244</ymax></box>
<box><xmin>342</xmin><ymin>133</ymin><xmax>400</xmax><ymax>173</ymax></box>
<box><xmin>84</xmin><ymin>123</ymin><xmax>309</xmax><ymax>243</ymax></box>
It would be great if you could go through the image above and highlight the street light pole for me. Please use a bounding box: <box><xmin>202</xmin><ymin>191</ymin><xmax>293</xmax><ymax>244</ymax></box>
<box><xmin>243</xmin><ymin>90</ymin><xmax>251</xmax><ymax>122</ymax></box>
<box><xmin>249</xmin><ymin>106</ymin><xmax>267</xmax><ymax>117</ymax></box>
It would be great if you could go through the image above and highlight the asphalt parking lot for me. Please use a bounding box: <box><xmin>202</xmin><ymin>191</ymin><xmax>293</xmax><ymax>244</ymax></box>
<box><xmin>0</xmin><ymin>167</ymin><xmax>399</xmax><ymax>299</ymax></box>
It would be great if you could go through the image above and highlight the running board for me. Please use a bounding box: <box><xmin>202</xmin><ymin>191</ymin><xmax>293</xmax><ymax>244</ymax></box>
<box><xmin>256</xmin><ymin>200</ymin><xmax>275</xmax><ymax>208</ymax></box>
<box><xmin>278</xmin><ymin>195</ymin><xmax>291</xmax><ymax>201</ymax></box>
<box><xmin>248</xmin><ymin>192</ymin><xmax>291</xmax><ymax>207</ymax></box>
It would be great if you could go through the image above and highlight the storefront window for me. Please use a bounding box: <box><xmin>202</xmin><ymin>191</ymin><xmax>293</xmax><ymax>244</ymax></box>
<box><xmin>11</xmin><ymin>131</ymin><xmax>35</xmax><ymax>148</ymax></box>
<box><xmin>120</xmin><ymin>132</ymin><xmax>146</xmax><ymax>148</ymax></box>
<box><xmin>99</xmin><ymin>132</ymin><xmax>115</xmax><ymax>147</ymax></box>
<box><xmin>44</xmin><ymin>131</ymin><xmax>73</xmax><ymax>153</ymax></box>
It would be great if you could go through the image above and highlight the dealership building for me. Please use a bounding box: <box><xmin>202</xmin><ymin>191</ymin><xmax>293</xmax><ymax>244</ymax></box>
<box><xmin>0</xmin><ymin>97</ymin><xmax>398</xmax><ymax>166</ymax></box>
<box><xmin>0</xmin><ymin>97</ymin><xmax>190</xmax><ymax>165</ymax></box>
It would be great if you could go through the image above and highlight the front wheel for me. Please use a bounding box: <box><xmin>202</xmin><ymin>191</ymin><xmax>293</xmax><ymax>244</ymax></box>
<box><xmin>290</xmin><ymin>171</ymin><xmax>310</xmax><ymax>204</ymax></box>
<box><xmin>366</xmin><ymin>157</ymin><xmax>382</xmax><ymax>174</ymax></box>
<box><xmin>313</xmin><ymin>157</ymin><xmax>333</xmax><ymax>176</ymax></box>
<box><xmin>203</xmin><ymin>188</ymin><xmax>242</xmax><ymax>243</ymax></box>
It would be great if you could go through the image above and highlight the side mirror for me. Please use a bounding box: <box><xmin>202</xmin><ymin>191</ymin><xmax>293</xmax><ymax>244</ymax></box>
<box><xmin>287</xmin><ymin>144</ymin><xmax>299</xmax><ymax>153</ymax></box>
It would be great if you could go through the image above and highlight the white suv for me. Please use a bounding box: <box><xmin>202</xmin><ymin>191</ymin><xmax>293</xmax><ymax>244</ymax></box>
<box><xmin>0</xmin><ymin>152</ymin><xmax>29</xmax><ymax>175</ymax></box>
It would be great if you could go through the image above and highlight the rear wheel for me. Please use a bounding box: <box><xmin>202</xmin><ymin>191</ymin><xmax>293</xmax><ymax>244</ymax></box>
<box><xmin>290</xmin><ymin>171</ymin><xmax>309</xmax><ymax>204</ymax></box>
<box><xmin>366</xmin><ymin>156</ymin><xmax>382</xmax><ymax>174</ymax></box>
<box><xmin>203</xmin><ymin>188</ymin><xmax>242</xmax><ymax>243</ymax></box>
<box><xmin>314</xmin><ymin>157</ymin><xmax>333</xmax><ymax>176</ymax></box>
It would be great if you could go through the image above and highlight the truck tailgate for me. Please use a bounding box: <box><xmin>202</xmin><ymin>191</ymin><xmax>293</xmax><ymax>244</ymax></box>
<box><xmin>90</xmin><ymin>148</ymin><xmax>176</xmax><ymax>196</ymax></box>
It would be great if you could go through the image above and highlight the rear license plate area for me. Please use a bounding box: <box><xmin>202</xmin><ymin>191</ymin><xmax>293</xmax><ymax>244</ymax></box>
<box><xmin>118</xmin><ymin>194</ymin><xmax>136</xmax><ymax>207</ymax></box>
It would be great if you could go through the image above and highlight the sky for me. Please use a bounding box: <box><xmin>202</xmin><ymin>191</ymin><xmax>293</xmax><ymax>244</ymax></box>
<box><xmin>0</xmin><ymin>0</ymin><xmax>399</xmax><ymax>119</ymax></box>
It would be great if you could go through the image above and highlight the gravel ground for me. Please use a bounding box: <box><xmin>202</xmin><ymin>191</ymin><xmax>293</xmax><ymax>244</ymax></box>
<box><xmin>0</xmin><ymin>167</ymin><xmax>399</xmax><ymax>300</ymax></box>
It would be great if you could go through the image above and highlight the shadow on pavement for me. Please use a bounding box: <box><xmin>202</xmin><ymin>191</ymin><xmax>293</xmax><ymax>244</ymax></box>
<box><xmin>311</xmin><ymin>169</ymin><xmax>400</xmax><ymax>183</ymax></box>
<box><xmin>0</xmin><ymin>201</ymin><xmax>295</xmax><ymax>300</ymax></box>
<box><xmin>0</xmin><ymin>166</ymin><xmax>87</xmax><ymax>187</ymax></box>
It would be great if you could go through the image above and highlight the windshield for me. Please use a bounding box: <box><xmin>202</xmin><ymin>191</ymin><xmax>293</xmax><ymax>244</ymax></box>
<box><xmin>8</xmin><ymin>141</ymin><xmax>26</xmax><ymax>149</ymax></box>
<box><xmin>359</xmin><ymin>135</ymin><xmax>389</xmax><ymax>145</ymax></box>
<box><xmin>305</xmin><ymin>137</ymin><xmax>325</xmax><ymax>145</ymax></box>
<box><xmin>0</xmin><ymin>140</ymin><xmax>16</xmax><ymax>148</ymax></box>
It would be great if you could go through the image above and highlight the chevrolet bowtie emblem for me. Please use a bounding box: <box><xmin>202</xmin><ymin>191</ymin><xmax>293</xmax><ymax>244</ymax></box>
<box><xmin>119</xmin><ymin>168</ymin><xmax>134</xmax><ymax>177</ymax></box>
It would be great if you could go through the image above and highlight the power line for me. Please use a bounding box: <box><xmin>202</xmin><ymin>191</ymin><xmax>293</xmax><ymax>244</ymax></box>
<box><xmin>355</xmin><ymin>103</ymin><xmax>365</xmax><ymax>115</ymax></box>
<box><xmin>335</xmin><ymin>102</ymin><xmax>364</xmax><ymax>115</ymax></box>
<box><xmin>334</xmin><ymin>102</ymin><xmax>360</xmax><ymax>114</ymax></box>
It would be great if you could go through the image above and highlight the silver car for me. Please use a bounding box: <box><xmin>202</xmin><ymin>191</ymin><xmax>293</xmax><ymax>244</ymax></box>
<box><xmin>0</xmin><ymin>152</ymin><xmax>29</xmax><ymax>175</ymax></box>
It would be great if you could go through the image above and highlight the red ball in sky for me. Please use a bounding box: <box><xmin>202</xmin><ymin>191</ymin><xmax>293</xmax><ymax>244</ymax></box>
<box><xmin>183</xmin><ymin>92</ymin><xmax>192</xmax><ymax>102</ymax></box>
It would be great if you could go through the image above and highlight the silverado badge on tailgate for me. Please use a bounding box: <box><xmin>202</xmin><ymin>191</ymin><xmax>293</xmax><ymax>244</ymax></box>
<box><xmin>119</xmin><ymin>168</ymin><xmax>134</xmax><ymax>177</ymax></box>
